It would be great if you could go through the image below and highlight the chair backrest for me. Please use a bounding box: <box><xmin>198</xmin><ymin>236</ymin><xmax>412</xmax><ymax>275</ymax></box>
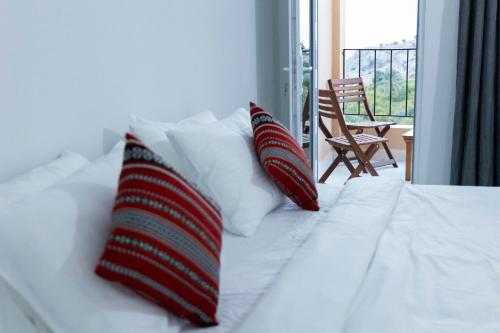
<box><xmin>302</xmin><ymin>92</ymin><xmax>310</xmax><ymax>135</ymax></box>
<box><xmin>327</xmin><ymin>78</ymin><xmax>375</xmax><ymax>121</ymax></box>
<box><xmin>318</xmin><ymin>89</ymin><xmax>354</xmax><ymax>143</ymax></box>
<box><xmin>317</xmin><ymin>90</ymin><xmax>336</xmax><ymax>139</ymax></box>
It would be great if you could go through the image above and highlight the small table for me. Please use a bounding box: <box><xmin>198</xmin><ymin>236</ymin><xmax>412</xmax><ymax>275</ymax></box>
<box><xmin>402</xmin><ymin>130</ymin><xmax>413</xmax><ymax>181</ymax></box>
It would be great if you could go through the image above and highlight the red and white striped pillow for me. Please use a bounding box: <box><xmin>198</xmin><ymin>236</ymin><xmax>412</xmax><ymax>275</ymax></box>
<box><xmin>250</xmin><ymin>102</ymin><xmax>319</xmax><ymax>211</ymax></box>
<box><xmin>96</xmin><ymin>133</ymin><xmax>222</xmax><ymax>327</ymax></box>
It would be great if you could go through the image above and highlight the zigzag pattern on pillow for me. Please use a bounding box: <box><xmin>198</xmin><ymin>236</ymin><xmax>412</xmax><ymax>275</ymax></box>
<box><xmin>250</xmin><ymin>102</ymin><xmax>319</xmax><ymax>211</ymax></box>
<box><xmin>96</xmin><ymin>133</ymin><xmax>222</xmax><ymax>327</ymax></box>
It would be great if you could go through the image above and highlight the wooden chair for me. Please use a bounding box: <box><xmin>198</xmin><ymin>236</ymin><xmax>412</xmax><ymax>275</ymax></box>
<box><xmin>302</xmin><ymin>93</ymin><xmax>310</xmax><ymax>149</ymax></box>
<box><xmin>318</xmin><ymin>89</ymin><xmax>388</xmax><ymax>183</ymax></box>
<box><xmin>328</xmin><ymin>78</ymin><xmax>398</xmax><ymax>169</ymax></box>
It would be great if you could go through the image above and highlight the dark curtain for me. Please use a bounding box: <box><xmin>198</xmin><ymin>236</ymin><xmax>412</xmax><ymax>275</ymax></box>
<box><xmin>451</xmin><ymin>0</ymin><xmax>500</xmax><ymax>186</ymax></box>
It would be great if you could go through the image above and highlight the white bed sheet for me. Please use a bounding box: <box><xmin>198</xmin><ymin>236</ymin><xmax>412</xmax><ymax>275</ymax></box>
<box><xmin>234</xmin><ymin>178</ymin><xmax>500</xmax><ymax>333</ymax></box>
<box><xmin>0</xmin><ymin>278</ymin><xmax>40</xmax><ymax>333</ymax></box>
<box><xmin>234</xmin><ymin>178</ymin><xmax>404</xmax><ymax>333</ymax></box>
<box><xmin>181</xmin><ymin>184</ymin><xmax>342</xmax><ymax>333</ymax></box>
<box><xmin>0</xmin><ymin>168</ymin><xmax>341</xmax><ymax>333</ymax></box>
<box><xmin>344</xmin><ymin>184</ymin><xmax>500</xmax><ymax>333</ymax></box>
<box><xmin>8</xmin><ymin>170</ymin><xmax>498</xmax><ymax>333</ymax></box>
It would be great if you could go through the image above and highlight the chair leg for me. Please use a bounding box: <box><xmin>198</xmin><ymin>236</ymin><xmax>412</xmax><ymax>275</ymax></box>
<box><xmin>381</xmin><ymin>141</ymin><xmax>398</xmax><ymax>168</ymax></box>
<box><xmin>319</xmin><ymin>154</ymin><xmax>343</xmax><ymax>183</ymax></box>
<box><xmin>361</xmin><ymin>147</ymin><xmax>369</xmax><ymax>174</ymax></box>
<box><xmin>360</xmin><ymin>147</ymin><xmax>374</xmax><ymax>174</ymax></box>
<box><xmin>339</xmin><ymin>149</ymin><xmax>355</xmax><ymax>172</ymax></box>
<box><xmin>377</xmin><ymin>126</ymin><xmax>398</xmax><ymax>168</ymax></box>
<box><xmin>348</xmin><ymin>164</ymin><xmax>366</xmax><ymax>180</ymax></box>
<box><xmin>363</xmin><ymin>144</ymin><xmax>380</xmax><ymax>176</ymax></box>
<box><xmin>347</xmin><ymin>144</ymin><xmax>380</xmax><ymax>181</ymax></box>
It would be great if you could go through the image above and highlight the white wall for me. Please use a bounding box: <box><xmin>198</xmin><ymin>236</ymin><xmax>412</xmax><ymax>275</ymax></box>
<box><xmin>255</xmin><ymin>0</ymin><xmax>279</xmax><ymax>117</ymax></box>
<box><xmin>413</xmin><ymin>0</ymin><xmax>460</xmax><ymax>185</ymax></box>
<box><xmin>0</xmin><ymin>0</ymin><xmax>262</xmax><ymax>181</ymax></box>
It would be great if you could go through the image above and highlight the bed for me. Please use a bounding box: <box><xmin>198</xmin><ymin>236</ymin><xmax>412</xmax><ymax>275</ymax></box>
<box><xmin>235</xmin><ymin>178</ymin><xmax>500</xmax><ymax>333</ymax></box>
<box><xmin>1</xmin><ymin>111</ymin><xmax>499</xmax><ymax>333</ymax></box>
<box><xmin>0</xmin><ymin>149</ymin><xmax>342</xmax><ymax>333</ymax></box>
<box><xmin>3</xmin><ymin>173</ymin><xmax>500</xmax><ymax>332</ymax></box>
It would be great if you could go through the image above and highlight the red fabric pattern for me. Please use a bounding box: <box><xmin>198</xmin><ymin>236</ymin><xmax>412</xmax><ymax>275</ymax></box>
<box><xmin>96</xmin><ymin>133</ymin><xmax>222</xmax><ymax>327</ymax></box>
<box><xmin>250</xmin><ymin>102</ymin><xmax>319</xmax><ymax>211</ymax></box>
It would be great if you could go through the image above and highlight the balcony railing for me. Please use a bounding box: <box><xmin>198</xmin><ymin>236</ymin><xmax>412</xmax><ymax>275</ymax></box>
<box><xmin>342</xmin><ymin>48</ymin><xmax>417</xmax><ymax>123</ymax></box>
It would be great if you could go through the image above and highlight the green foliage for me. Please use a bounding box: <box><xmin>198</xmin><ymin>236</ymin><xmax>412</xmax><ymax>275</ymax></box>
<box><xmin>300</xmin><ymin>50</ymin><xmax>415</xmax><ymax>126</ymax></box>
<box><xmin>342</xmin><ymin>46</ymin><xmax>417</xmax><ymax>125</ymax></box>
<box><xmin>301</xmin><ymin>73</ymin><xmax>415</xmax><ymax>125</ymax></box>
<box><xmin>344</xmin><ymin>68</ymin><xmax>415</xmax><ymax>125</ymax></box>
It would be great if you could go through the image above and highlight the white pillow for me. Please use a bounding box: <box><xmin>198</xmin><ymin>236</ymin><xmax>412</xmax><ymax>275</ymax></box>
<box><xmin>0</xmin><ymin>151</ymin><xmax>89</xmax><ymax>207</ymax></box>
<box><xmin>0</xmin><ymin>142</ymin><xmax>186</xmax><ymax>333</ymax></box>
<box><xmin>129</xmin><ymin>111</ymin><xmax>217</xmax><ymax>179</ymax></box>
<box><xmin>168</xmin><ymin>108</ymin><xmax>284</xmax><ymax>237</ymax></box>
<box><xmin>0</xmin><ymin>148</ymin><xmax>119</xmax><ymax>333</ymax></box>
<box><xmin>130</xmin><ymin>112</ymin><xmax>214</xmax><ymax>131</ymax></box>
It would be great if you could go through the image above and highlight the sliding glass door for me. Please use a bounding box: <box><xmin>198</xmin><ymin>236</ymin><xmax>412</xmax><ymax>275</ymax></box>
<box><xmin>306</xmin><ymin>0</ymin><xmax>319</xmax><ymax>180</ymax></box>
<box><xmin>283</xmin><ymin>0</ymin><xmax>319</xmax><ymax>179</ymax></box>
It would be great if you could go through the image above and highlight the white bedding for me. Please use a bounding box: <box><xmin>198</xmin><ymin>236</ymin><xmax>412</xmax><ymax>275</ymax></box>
<box><xmin>3</xmin><ymin>167</ymin><xmax>500</xmax><ymax>333</ymax></box>
<box><xmin>235</xmin><ymin>178</ymin><xmax>500</xmax><ymax>333</ymax></box>
<box><xmin>0</xmin><ymin>152</ymin><xmax>341</xmax><ymax>333</ymax></box>
<box><xmin>182</xmin><ymin>184</ymin><xmax>342</xmax><ymax>332</ymax></box>
<box><xmin>344</xmin><ymin>184</ymin><xmax>500</xmax><ymax>333</ymax></box>
<box><xmin>0</xmin><ymin>278</ymin><xmax>40</xmax><ymax>333</ymax></box>
<box><xmin>0</xmin><ymin>151</ymin><xmax>90</xmax><ymax>333</ymax></box>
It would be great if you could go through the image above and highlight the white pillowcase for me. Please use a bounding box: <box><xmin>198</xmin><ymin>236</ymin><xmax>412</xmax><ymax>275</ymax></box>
<box><xmin>0</xmin><ymin>151</ymin><xmax>89</xmax><ymax>207</ymax></box>
<box><xmin>130</xmin><ymin>111</ymin><xmax>215</xmax><ymax>131</ymax></box>
<box><xmin>129</xmin><ymin>111</ymin><xmax>217</xmax><ymax>178</ymax></box>
<box><xmin>0</xmin><ymin>149</ymin><xmax>118</xmax><ymax>333</ymax></box>
<box><xmin>0</xmin><ymin>143</ymin><xmax>184</xmax><ymax>333</ymax></box>
<box><xmin>168</xmin><ymin>108</ymin><xmax>284</xmax><ymax>237</ymax></box>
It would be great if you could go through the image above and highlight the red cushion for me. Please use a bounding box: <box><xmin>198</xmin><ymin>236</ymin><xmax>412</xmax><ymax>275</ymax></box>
<box><xmin>96</xmin><ymin>133</ymin><xmax>222</xmax><ymax>327</ymax></box>
<box><xmin>250</xmin><ymin>102</ymin><xmax>319</xmax><ymax>211</ymax></box>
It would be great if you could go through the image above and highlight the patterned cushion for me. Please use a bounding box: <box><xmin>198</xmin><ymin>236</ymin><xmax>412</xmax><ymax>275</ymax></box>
<box><xmin>250</xmin><ymin>102</ymin><xmax>319</xmax><ymax>211</ymax></box>
<box><xmin>96</xmin><ymin>133</ymin><xmax>222</xmax><ymax>327</ymax></box>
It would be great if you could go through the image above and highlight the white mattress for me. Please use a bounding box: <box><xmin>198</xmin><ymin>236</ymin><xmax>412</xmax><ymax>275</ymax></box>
<box><xmin>182</xmin><ymin>184</ymin><xmax>343</xmax><ymax>332</ymax></box>
<box><xmin>235</xmin><ymin>178</ymin><xmax>500</xmax><ymax>333</ymax></box>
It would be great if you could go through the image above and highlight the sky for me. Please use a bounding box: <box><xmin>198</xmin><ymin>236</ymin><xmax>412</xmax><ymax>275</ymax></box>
<box><xmin>300</xmin><ymin>0</ymin><xmax>418</xmax><ymax>49</ymax></box>
<box><xmin>344</xmin><ymin>0</ymin><xmax>418</xmax><ymax>48</ymax></box>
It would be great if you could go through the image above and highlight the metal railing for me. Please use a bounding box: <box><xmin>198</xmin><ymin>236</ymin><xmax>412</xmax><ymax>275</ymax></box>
<box><xmin>342</xmin><ymin>48</ymin><xmax>417</xmax><ymax>119</ymax></box>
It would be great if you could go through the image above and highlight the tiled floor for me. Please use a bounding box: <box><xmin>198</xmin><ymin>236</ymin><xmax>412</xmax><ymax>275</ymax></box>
<box><xmin>319</xmin><ymin>154</ymin><xmax>407</xmax><ymax>186</ymax></box>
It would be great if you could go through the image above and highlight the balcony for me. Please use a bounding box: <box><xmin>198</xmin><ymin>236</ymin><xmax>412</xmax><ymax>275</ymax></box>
<box><xmin>342</xmin><ymin>47</ymin><xmax>417</xmax><ymax>125</ymax></box>
<box><xmin>312</xmin><ymin>47</ymin><xmax>417</xmax><ymax>184</ymax></box>
<box><xmin>301</xmin><ymin>1</ymin><xmax>418</xmax><ymax>184</ymax></box>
